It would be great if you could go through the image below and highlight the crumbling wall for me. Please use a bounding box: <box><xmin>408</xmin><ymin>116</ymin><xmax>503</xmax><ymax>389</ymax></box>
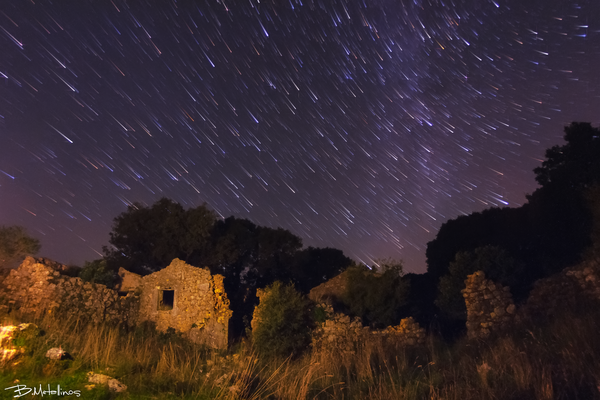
<box><xmin>0</xmin><ymin>257</ymin><xmax>138</xmax><ymax>326</ymax></box>
<box><xmin>116</xmin><ymin>268</ymin><xmax>143</xmax><ymax>293</ymax></box>
<box><xmin>384</xmin><ymin>317</ymin><xmax>426</xmax><ymax>346</ymax></box>
<box><xmin>308</xmin><ymin>270</ymin><xmax>349</xmax><ymax>305</ymax></box>
<box><xmin>522</xmin><ymin>258</ymin><xmax>600</xmax><ymax>318</ymax></box>
<box><xmin>311</xmin><ymin>304</ymin><xmax>426</xmax><ymax>354</ymax></box>
<box><xmin>0</xmin><ymin>257</ymin><xmax>232</xmax><ymax>349</ymax></box>
<box><xmin>311</xmin><ymin>310</ymin><xmax>367</xmax><ymax>354</ymax></box>
<box><xmin>463</xmin><ymin>271</ymin><xmax>515</xmax><ymax>339</ymax></box>
<box><xmin>136</xmin><ymin>258</ymin><xmax>231</xmax><ymax>349</ymax></box>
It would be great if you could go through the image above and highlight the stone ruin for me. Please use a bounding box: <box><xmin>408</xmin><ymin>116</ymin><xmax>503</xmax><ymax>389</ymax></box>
<box><xmin>308</xmin><ymin>269</ymin><xmax>350</xmax><ymax>306</ymax></box>
<box><xmin>0</xmin><ymin>257</ymin><xmax>231</xmax><ymax>349</ymax></box>
<box><xmin>124</xmin><ymin>258</ymin><xmax>232</xmax><ymax>349</ymax></box>
<box><xmin>308</xmin><ymin>271</ymin><xmax>426</xmax><ymax>349</ymax></box>
<box><xmin>522</xmin><ymin>257</ymin><xmax>600</xmax><ymax>319</ymax></box>
<box><xmin>462</xmin><ymin>271</ymin><xmax>515</xmax><ymax>339</ymax></box>
<box><xmin>0</xmin><ymin>256</ymin><xmax>138</xmax><ymax>326</ymax></box>
<box><xmin>462</xmin><ymin>257</ymin><xmax>600</xmax><ymax>339</ymax></box>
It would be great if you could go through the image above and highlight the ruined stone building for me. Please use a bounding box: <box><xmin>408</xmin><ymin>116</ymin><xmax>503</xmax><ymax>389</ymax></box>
<box><xmin>0</xmin><ymin>257</ymin><xmax>231</xmax><ymax>349</ymax></box>
<box><xmin>118</xmin><ymin>258</ymin><xmax>232</xmax><ymax>349</ymax></box>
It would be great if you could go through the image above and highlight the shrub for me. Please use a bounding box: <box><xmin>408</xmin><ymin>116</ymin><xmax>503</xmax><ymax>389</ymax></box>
<box><xmin>79</xmin><ymin>259</ymin><xmax>118</xmax><ymax>288</ymax></box>
<box><xmin>341</xmin><ymin>261</ymin><xmax>409</xmax><ymax>328</ymax></box>
<box><xmin>0</xmin><ymin>225</ymin><xmax>40</xmax><ymax>268</ymax></box>
<box><xmin>251</xmin><ymin>281</ymin><xmax>313</xmax><ymax>359</ymax></box>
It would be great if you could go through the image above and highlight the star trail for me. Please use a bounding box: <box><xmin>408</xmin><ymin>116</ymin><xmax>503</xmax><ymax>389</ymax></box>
<box><xmin>1</xmin><ymin>0</ymin><xmax>599</xmax><ymax>272</ymax></box>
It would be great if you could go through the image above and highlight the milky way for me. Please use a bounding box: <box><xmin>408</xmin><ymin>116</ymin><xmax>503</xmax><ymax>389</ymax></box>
<box><xmin>1</xmin><ymin>0</ymin><xmax>599</xmax><ymax>272</ymax></box>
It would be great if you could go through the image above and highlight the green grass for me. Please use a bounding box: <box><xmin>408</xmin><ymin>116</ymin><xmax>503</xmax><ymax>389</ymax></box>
<box><xmin>2</xmin><ymin>300</ymin><xmax>600</xmax><ymax>399</ymax></box>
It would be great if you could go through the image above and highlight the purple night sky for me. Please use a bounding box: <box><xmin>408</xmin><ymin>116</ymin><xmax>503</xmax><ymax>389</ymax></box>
<box><xmin>1</xmin><ymin>0</ymin><xmax>599</xmax><ymax>272</ymax></box>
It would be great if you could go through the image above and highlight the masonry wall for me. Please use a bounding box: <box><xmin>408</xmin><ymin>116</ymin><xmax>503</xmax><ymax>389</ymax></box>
<box><xmin>0</xmin><ymin>257</ymin><xmax>232</xmax><ymax>350</ymax></box>
<box><xmin>462</xmin><ymin>271</ymin><xmax>515</xmax><ymax>339</ymax></box>
<box><xmin>136</xmin><ymin>258</ymin><xmax>231</xmax><ymax>349</ymax></box>
<box><xmin>0</xmin><ymin>257</ymin><xmax>138</xmax><ymax>326</ymax></box>
<box><xmin>521</xmin><ymin>257</ymin><xmax>600</xmax><ymax>319</ymax></box>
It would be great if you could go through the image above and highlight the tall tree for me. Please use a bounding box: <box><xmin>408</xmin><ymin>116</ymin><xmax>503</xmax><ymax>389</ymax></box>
<box><xmin>104</xmin><ymin>198</ymin><xmax>216</xmax><ymax>274</ymax></box>
<box><xmin>426</xmin><ymin>122</ymin><xmax>600</xmax><ymax>289</ymax></box>
<box><xmin>533</xmin><ymin>122</ymin><xmax>600</xmax><ymax>190</ymax></box>
<box><xmin>287</xmin><ymin>246</ymin><xmax>352</xmax><ymax>293</ymax></box>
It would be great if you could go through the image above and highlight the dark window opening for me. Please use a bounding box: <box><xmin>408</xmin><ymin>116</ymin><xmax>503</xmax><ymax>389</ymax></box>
<box><xmin>159</xmin><ymin>290</ymin><xmax>175</xmax><ymax>311</ymax></box>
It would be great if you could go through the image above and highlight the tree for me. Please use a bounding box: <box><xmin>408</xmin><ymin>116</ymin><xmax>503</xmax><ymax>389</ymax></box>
<box><xmin>207</xmin><ymin>216</ymin><xmax>306</xmax><ymax>337</ymax></box>
<box><xmin>287</xmin><ymin>246</ymin><xmax>352</xmax><ymax>293</ymax></box>
<box><xmin>251</xmin><ymin>281</ymin><xmax>314</xmax><ymax>358</ymax></box>
<box><xmin>426</xmin><ymin>123</ymin><xmax>600</xmax><ymax>289</ymax></box>
<box><xmin>436</xmin><ymin>246</ymin><xmax>524</xmax><ymax>320</ymax></box>
<box><xmin>426</xmin><ymin>206</ymin><xmax>528</xmax><ymax>281</ymax></box>
<box><xmin>0</xmin><ymin>225</ymin><xmax>41</xmax><ymax>268</ymax></box>
<box><xmin>534</xmin><ymin>122</ymin><xmax>600</xmax><ymax>190</ymax></box>
<box><xmin>341</xmin><ymin>261</ymin><xmax>409</xmax><ymax>328</ymax></box>
<box><xmin>104</xmin><ymin>198</ymin><xmax>216</xmax><ymax>274</ymax></box>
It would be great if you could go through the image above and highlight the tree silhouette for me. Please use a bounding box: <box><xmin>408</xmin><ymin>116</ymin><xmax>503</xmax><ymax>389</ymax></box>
<box><xmin>426</xmin><ymin>122</ymin><xmax>600</xmax><ymax>315</ymax></box>
<box><xmin>104</xmin><ymin>198</ymin><xmax>216</xmax><ymax>274</ymax></box>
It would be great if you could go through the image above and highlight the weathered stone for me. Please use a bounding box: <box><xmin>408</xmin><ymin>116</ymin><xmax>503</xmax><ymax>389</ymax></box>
<box><xmin>136</xmin><ymin>259</ymin><xmax>231</xmax><ymax>349</ymax></box>
<box><xmin>46</xmin><ymin>347</ymin><xmax>70</xmax><ymax>360</ymax></box>
<box><xmin>463</xmin><ymin>271</ymin><xmax>515</xmax><ymax>339</ymax></box>
<box><xmin>522</xmin><ymin>259</ymin><xmax>600</xmax><ymax>318</ymax></box>
<box><xmin>116</xmin><ymin>268</ymin><xmax>143</xmax><ymax>293</ymax></box>
<box><xmin>108</xmin><ymin>378</ymin><xmax>127</xmax><ymax>392</ymax></box>
<box><xmin>0</xmin><ymin>257</ymin><xmax>232</xmax><ymax>350</ymax></box>
<box><xmin>87</xmin><ymin>372</ymin><xmax>111</xmax><ymax>385</ymax></box>
<box><xmin>308</xmin><ymin>270</ymin><xmax>350</xmax><ymax>305</ymax></box>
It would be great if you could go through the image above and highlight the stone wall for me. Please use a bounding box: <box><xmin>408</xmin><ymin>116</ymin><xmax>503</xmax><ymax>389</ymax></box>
<box><xmin>462</xmin><ymin>271</ymin><xmax>515</xmax><ymax>339</ymax></box>
<box><xmin>383</xmin><ymin>317</ymin><xmax>426</xmax><ymax>346</ymax></box>
<box><xmin>135</xmin><ymin>258</ymin><xmax>231</xmax><ymax>349</ymax></box>
<box><xmin>522</xmin><ymin>257</ymin><xmax>600</xmax><ymax>318</ymax></box>
<box><xmin>308</xmin><ymin>270</ymin><xmax>349</xmax><ymax>305</ymax></box>
<box><xmin>311</xmin><ymin>304</ymin><xmax>426</xmax><ymax>353</ymax></box>
<box><xmin>0</xmin><ymin>257</ymin><xmax>232</xmax><ymax>349</ymax></box>
<box><xmin>0</xmin><ymin>257</ymin><xmax>138</xmax><ymax>326</ymax></box>
<box><xmin>311</xmin><ymin>309</ymin><xmax>367</xmax><ymax>354</ymax></box>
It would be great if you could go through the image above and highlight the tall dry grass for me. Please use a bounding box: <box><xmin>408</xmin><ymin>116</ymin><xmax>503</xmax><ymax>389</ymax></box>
<box><xmin>2</xmin><ymin>300</ymin><xmax>600</xmax><ymax>399</ymax></box>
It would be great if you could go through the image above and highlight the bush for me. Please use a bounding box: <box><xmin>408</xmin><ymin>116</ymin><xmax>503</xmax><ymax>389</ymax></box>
<box><xmin>0</xmin><ymin>225</ymin><xmax>40</xmax><ymax>268</ymax></box>
<box><xmin>341</xmin><ymin>261</ymin><xmax>409</xmax><ymax>328</ymax></box>
<box><xmin>79</xmin><ymin>259</ymin><xmax>118</xmax><ymax>288</ymax></box>
<box><xmin>251</xmin><ymin>281</ymin><xmax>313</xmax><ymax>359</ymax></box>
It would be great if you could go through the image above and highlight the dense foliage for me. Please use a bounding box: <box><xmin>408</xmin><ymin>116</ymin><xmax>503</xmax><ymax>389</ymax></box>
<box><xmin>79</xmin><ymin>259</ymin><xmax>119</xmax><ymax>288</ymax></box>
<box><xmin>251</xmin><ymin>281</ymin><xmax>314</xmax><ymax>359</ymax></box>
<box><xmin>103</xmin><ymin>198</ymin><xmax>351</xmax><ymax>337</ymax></box>
<box><xmin>0</xmin><ymin>225</ymin><xmax>40</xmax><ymax>268</ymax></box>
<box><xmin>426</xmin><ymin>122</ymin><xmax>600</xmax><ymax>319</ymax></box>
<box><xmin>341</xmin><ymin>261</ymin><xmax>409</xmax><ymax>328</ymax></box>
<box><xmin>104</xmin><ymin>198</ymin><xmax>216</xmax><ymax>274</ymax></box>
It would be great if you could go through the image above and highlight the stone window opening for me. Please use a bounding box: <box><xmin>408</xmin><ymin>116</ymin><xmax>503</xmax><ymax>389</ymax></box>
<box><xmin>158</xmin><ymin>289</ymin><xmax>175</xmax><ymax>311</ymax></box>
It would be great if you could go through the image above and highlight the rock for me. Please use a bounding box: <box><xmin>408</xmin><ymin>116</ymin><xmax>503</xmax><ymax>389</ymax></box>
<box><xmin>45</xmin><ymin>347</ymin><xmax>71</xmax><ymax>360</ymax></box>
<box><xmin>108</xmin><ymin>378</ymin><xmax>127</xmax><ymax>392</ymax></box>
<box><xmin>87</xmin><ymin>372</ymin><xmax>111</xmax><ymax>385</ymax></box>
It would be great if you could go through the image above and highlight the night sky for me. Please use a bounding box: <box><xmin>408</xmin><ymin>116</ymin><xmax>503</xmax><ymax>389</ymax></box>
<box><xmin>1</xmin><ymin>0</ymin><xmax>599</xmax><ymax>272</ymax></box>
